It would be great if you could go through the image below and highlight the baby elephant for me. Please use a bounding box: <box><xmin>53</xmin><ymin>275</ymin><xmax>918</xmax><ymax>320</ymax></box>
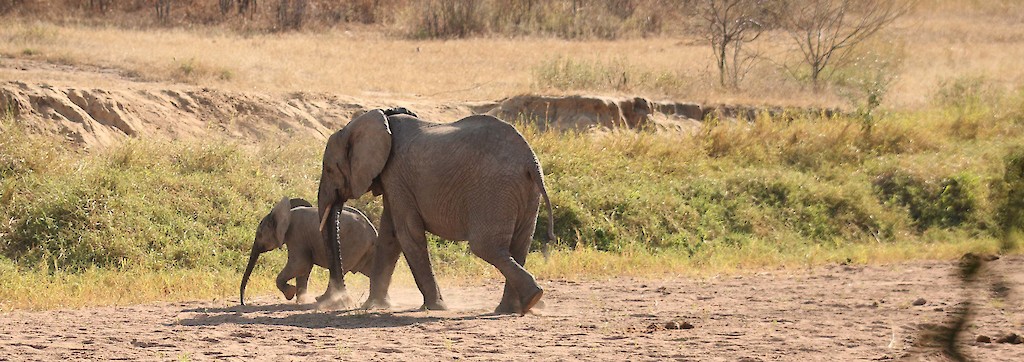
<box><xmin>240</xmin><ymin>197</ymin><xmax>377</xmax><ymax>305</ymax></box>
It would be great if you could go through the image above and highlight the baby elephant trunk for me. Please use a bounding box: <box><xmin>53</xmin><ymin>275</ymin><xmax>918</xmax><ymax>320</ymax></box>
<box><xmin>239</xmin><ymin>247</ymin><xmax>261</xmax><ymax>306</ymax></box>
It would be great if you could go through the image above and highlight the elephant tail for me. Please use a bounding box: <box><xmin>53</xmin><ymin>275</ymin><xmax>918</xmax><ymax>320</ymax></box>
<box><xmin>529</xmin><ymin>161</ymin><xmax>556</xmax><ymax>260</ymax></box>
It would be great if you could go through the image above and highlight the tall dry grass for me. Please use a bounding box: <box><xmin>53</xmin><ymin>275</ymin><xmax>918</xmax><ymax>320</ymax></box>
<box><xmin>0</xmin><ymin>0</ymin><xmax>689</xmax><ymax>37</ymax></box>
<box><xmin>2</xmin><ymin>1</ymin><xmax>1023</xmax><ymax>108</ymax></box>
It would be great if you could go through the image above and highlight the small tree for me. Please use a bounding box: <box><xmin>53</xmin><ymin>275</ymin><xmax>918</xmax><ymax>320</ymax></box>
<box><xmin>780</xmin><ymin>0</ymin><xmax>911</xmax><ymax>89</ymax></box>
<box><xmin>220</xmin><ymin>0</ymin><xmax>258</xmax><ymax>19</ymax></box>
<box><xmin>699</xmin><ymin>0</ymin><xmax>767</xmax><ymax>89</ymax></box>
<box><xmin>88</xmin><ymin>0</ymin><xmax>110</xmax><ymax>14</ymax></box>
<box><xmin>155</xmin><ymin>0</ymin><xmax>172</xmax><ymax>23</ymax></box>
<box><xmin>219</xmin><ymin>0</ymin><xmax>232</xmax><ymax>15</ymax></box>
<box><xmin>239</xmin><ymin>0</ymin><xmax>257</xmax><ymax>17</ymax></box>
<box><xmin>277</xmin><ymin>0</ymin><xmax>308</xmax><ymax>30</ymax></box>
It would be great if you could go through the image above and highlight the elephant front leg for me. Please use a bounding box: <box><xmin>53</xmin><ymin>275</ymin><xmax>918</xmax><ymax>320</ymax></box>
<box><xmin>395</xmin><ymin>218</ymin><xmax>447</xmax><ymax>311</ymax></box>
<box><xmin>363</xmin><ymin>216</ymin><xmax>401</xmax><ymax>309</ymax></box>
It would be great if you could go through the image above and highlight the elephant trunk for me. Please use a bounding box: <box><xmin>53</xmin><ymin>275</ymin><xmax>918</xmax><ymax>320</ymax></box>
<box><xmin>239</xmin><ymin>247</ymin><xmax>261</xmax><ymax>306</ymax></box>
<box><xmin>322</xmin><ymin>202</ymin><xmax>346</xmax><ymax>290</ymax></box>
<box><xmin>318</xmin><ymin>181</ymin><xmax>347</xmax><ymax>293</ymax></box>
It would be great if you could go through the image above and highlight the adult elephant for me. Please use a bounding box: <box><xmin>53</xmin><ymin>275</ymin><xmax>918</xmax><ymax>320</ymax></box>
<box><xmin>316</xmin><ymin>108</ymin><xmax>554</xmax><ymax>315</ymax></box>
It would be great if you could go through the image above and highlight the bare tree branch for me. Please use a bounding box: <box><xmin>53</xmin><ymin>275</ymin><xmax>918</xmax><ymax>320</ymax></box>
<box><xmin>699</xmin><ymin>0</ymin><xmax>768</xmax><ymax>89</ymax></box>
<box><xmin>780</xmin><ymin>0</ymin><xmax>912</xmax><ymax>89</ymax></box>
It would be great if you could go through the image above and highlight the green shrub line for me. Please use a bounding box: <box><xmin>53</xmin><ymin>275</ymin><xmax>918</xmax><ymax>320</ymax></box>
<box><xmin>0</xmin><ymin>80</ymin><xmax>1019</xmax><ymax>308</ymax></box>
<box><xmin>0</xmin><ymin>108</ymin><xmax>1019</xmax><ymax>274</ymax></box>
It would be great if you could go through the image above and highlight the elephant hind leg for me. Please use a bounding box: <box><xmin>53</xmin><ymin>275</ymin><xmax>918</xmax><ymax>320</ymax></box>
<box><xmin>494</xmin><ymin>283</ymin><xmax>521</xmax><ymax>314</ymax></box>
<box><xmin>495</xmin><ymin>223</ymin><xmax>537</xmax><ymax>314</ymax></box>
<box><xmin>470</xmin><ymin>232</ymin><xmax>542</xmax><ymax>315</ymax></box>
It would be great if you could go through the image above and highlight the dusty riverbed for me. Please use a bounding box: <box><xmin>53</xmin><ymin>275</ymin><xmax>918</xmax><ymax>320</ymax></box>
<box><xmin>2</xmin><ymin>257</ymin><xmax>1022</xmax><ymax>361</ymax></box>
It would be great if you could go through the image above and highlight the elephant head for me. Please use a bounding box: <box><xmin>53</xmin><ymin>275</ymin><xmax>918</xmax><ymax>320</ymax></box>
<box><xmin>316</xmin><ymin>110</ymin><xmax>391</xmax><ymax>301</ymax></box>
<box><xmin>240</xmin><ymin>197</ymin><xmax>312</xmax><ymax>306</ymax></box>
<box><xmin>317</xmin><ymin>109</ymin><xmax>391</xmax><ymax>228</ymax></box>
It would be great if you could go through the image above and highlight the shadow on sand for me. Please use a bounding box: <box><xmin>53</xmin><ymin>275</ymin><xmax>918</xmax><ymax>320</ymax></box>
<box><xmin>173</xmin><ymin>303</ymin><xmax>511</xmax><ymax>330</ymax></box>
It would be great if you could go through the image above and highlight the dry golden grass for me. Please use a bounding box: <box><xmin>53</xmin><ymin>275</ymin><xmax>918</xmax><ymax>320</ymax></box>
<box><xmin>2</xmin><ymin>238</ymin><xmax>1004</xmax><ymax>311</ymax></box>
<box><xmin>2</xmin><ymin>1</ymin><xmax>1024</xmax><ymax>311</ymax></box>
<box><xmin>0</xmin><ymin>1</ymin><xmax>1020</xmax><ymax>109</ymax></box>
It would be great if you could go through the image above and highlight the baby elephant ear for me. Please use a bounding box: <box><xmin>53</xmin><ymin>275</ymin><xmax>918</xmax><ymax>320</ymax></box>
<box><xmin>271</xmin><ymin>197</ymin><xmax>293</xmax><ymax>247</ymax></box>
<box><xmin>289</xmin><ymin>198</ymin><xmax>312</xmax><ymax>209</ymax></box>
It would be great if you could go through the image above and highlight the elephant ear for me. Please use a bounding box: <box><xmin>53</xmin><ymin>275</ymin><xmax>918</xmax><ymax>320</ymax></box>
<box><xmin>344</xmin><ymin>109</ymin><xmax>392</xmax><ymax>198</ymax></box>
<box><xmin>289</xmin><ymin>198</ymin><xmax>312</xmax><ymax>209</ymax></box>
<box><xmin>271</xmin><ymin>197</ymin><xmax>292</xmax><ymax>247</ymax></box>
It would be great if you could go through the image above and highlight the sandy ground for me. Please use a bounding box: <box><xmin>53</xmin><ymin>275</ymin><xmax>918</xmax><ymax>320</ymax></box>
<box><xmin>2</xmin><ymin>257</ymin><xmax>1022</xmax><ymax>361</ymax></box>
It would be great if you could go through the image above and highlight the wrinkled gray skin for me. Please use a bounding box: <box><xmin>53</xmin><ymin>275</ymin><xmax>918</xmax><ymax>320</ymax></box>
<box><xmin>239</xmin><ymin>197</ymin><xmax>377</xmax><ymax>306</ymax></box>
<box><xmin>317</xmin><ymin>110</ymin><xmax>554</xmax><ymax>315</ymax></box>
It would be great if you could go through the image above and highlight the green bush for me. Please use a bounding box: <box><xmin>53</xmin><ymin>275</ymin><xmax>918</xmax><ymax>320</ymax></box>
<box><xmin>0</xmin><ymin>129</ymin><xmax>321</xmax><ymax>272</ymax></box>
<box><xmin>2</xmin><ymin>102</ymin><xmax>1021</xmax><ymax>277</ymax></box>
<box><xmin>873</xmin><ymin>171</ymin><xmax>978</xmax><ymax>231</ymax></box>
<box><xmin>996</xmin><ymin>148</ymin><xmax>1024</xmax><ymax>240</ymax></box>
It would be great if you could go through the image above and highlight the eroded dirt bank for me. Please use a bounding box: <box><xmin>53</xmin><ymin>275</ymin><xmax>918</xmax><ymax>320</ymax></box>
<box><xmin>2</xmin><ymin>257</ymin><xmax>1021</xmax><ymax>361</ymax></box>
<box><xmin>2</xmin><ymin>58</ymin><xmax>840</xmax><ymax>149</ymax></box>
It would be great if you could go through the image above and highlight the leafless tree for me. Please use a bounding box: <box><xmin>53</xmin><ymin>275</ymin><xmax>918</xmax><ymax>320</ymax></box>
<box><xmin>779</xmin><ymin>0</ymin><xmax>912</xmax><ymax>89</ymax></box>
<box><xmin>220</xmin><ymin>0</ymin><xmax>258</xmax><ymax>19</ymax></box>
<box><xmin>699</xmin><ymin>0</ymin><xmax>767</xmax><ymax>89</ymax></box>
<box><xmin>278</xmin><ymin>0</ymin><xmax>308</xmax><ymax>30</ymax></box>
<box><xmin>219</xmin><ymin>0</ymin><xmax>233</xmax><ymax>15</ymax></box>
<box><xmin>88</xmin><ymin>0</ymin><xmax>110</xmax><ymax>13</ymax></box>
<box><xmin>238</xmin><ymin>0</ymin><xmax>257</xmax><ymax>16</ymax></box>
<box><xmin>155</xmin><ymin>0</ymin><xmax>172</xmax><ymax>23</ymax></box>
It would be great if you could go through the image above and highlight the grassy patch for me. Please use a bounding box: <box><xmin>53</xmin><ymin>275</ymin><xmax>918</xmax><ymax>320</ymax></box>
<box><xmin>2</xmin><ymin>95</ymin><xmax>1024</xmax><ymax>309</ymax></box>
<box><xmin>532</xmin><ymin>56</ymin><xmax>686</xmax><ymax>95</ymax></box>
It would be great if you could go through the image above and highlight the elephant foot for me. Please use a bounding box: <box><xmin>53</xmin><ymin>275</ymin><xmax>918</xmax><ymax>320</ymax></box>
<box><xmin>494</xmin><ymin>301</ymin><xmax>520</xmax><ymax>315</ymax></box>
<box><xmin>519</xmin><ymin>287</ymin><xmax>543</xmax><ymax>315</ymax></box>
<box><xmin>361</xmin><ymin>297</ymin><xmax>392</xmax><ymax>310</ymax></box>
<box><xmin>495</xmin><ymin>298</ymin><xmax>546</xmax><ymax>314</ymax></box>
<box><xmin>296</xmin><ymin>293</ymin><xmax>316</xmax><ymax>305</ymax></box>
<box><xmin>282</xmin><ymin>285</ymin><xmax>297</xmax><ymax>300</ymax></box>
<box><xmin>419</xmin><ymin>300</ymin><xmax>448</xmax><ymax>311</ymax></box>
<box><xmin>316</xmin><ymin>289</ymin><xmax>355</xmax><ymax>310</ymax></box>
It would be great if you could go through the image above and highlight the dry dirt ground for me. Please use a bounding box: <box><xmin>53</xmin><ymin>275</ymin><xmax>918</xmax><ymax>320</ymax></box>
<box><xmin>2</xmin><ymin>257</ymin><xmax>1022</xmax><ymax>361</ymax></box>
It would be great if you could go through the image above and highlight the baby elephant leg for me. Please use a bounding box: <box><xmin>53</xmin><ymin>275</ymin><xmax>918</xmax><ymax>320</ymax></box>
<box><xmin>276</xmin><ymin>270</ymin><xmax>297</xmax><ymax>300</ymax></box>
<box><xmin>295</xmin><ymin>273</ymin><xmax>314</xmax><ymax>304</ymax></box>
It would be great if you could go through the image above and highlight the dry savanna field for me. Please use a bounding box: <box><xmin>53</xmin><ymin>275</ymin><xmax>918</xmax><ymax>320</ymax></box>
<box><xmin>1</xmin><ymin>0</ymin><xmax>1024</xmax><ymax>360</ymax></box>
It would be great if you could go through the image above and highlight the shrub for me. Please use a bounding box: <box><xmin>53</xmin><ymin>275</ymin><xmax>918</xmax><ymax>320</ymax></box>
<box><xmin>873</xmin><ymin>171</ymin><xmax>978</xmax><ymax>231</ymax></box>
<box><xmin>996</xmin><ymin>148</ymin><xmax>1024</xmax><ymax>243</ymax></box>
<box><xmin>1</xmin><ymin>102</ymin><xmax>1018</xmax><ymax>279</ymax></box>
<box><xmin>931</xmin><ymin>75</ymin><xmax>1023</xmax><ymax>140</ymax></box>
<box><xmin>0</xmin><ymin>125</ymin><xmax>321</xmax><ymax>272</ymax></box>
